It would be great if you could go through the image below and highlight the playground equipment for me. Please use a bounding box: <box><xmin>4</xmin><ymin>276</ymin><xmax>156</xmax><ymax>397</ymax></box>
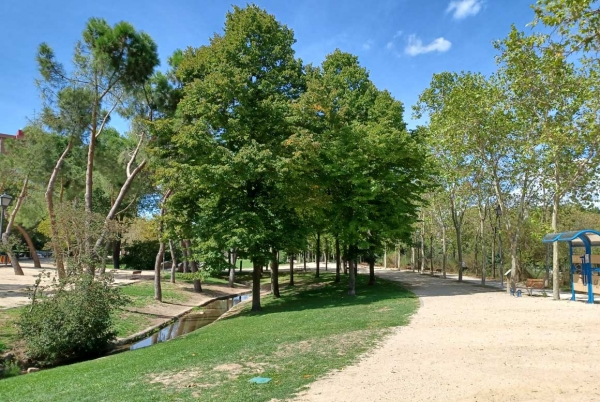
<box><xmin>542</xmin><ymin>229</ymin><xmax>600</xmax><ymax>304</ymax></box>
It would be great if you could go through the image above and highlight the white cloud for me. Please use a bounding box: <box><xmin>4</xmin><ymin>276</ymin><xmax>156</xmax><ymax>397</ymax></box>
<box><xmin>393</xmin><ymin>30</ymin><xmax>403</xmax><ymax>39</ymax></box>
<box><xmin>446</xmin><ymin>0</ymin><xmax>482</xmax><ymax>20</ymax></box>
<box><xmin>362</xmin><ymin>40</ymin><xmax>374</xmax><ymax>50</ymax></box>
<box><xmin>386</xmin><ymin>41</ymin><xmax>394</xmax><ymax>50</ymax></box>
<box><xmin>405</xmin><ymin>34</ymin><xmax>452</xmax><ymax>56</ymax></box>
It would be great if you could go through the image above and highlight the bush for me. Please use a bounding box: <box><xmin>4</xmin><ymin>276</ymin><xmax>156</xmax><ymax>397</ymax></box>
<box><xmin>0</xmin><ymin>359</ymin><xmax>20</xmax><ymax>379</ymax></box>
<box><xmin>18</xmin><ymin>274</ymin><xmax>127</xmax><ymax>365</ymax></box>
<box><xmin>122</xmin><ymin>240</ymin><xmax>170</xmax><ymax>271</ymax></box>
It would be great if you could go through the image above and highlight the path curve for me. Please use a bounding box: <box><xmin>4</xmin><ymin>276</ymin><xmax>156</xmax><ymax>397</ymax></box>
<box><xmin>295</xmin><ymin>269</ymin><xmax>600</xmax><ymax>401</ymax></box>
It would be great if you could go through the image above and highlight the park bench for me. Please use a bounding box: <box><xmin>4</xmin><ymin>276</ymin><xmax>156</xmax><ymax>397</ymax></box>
<box><xmin>131</xmin><ymin>270</ymin><xmax>142</xmax><ymax>280</ymax></box>
<box><xmin>525</xmin><ymin>278</ymin><xmax>546</xmax><ymax>296</ymax></box>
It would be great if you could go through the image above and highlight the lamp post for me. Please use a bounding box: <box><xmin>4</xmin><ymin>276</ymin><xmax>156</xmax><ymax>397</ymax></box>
<box><xmin>495</xmin><ymin>204</ymin><xmax>503</xmax><ymax>289</ymax></box>
<box><xmin>0</xmin><ymin>193</ymin><xmax>14</xmax><ymax>266</ymax></box>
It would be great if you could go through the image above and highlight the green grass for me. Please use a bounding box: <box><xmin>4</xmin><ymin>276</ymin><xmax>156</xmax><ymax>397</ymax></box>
<box><xmin>0</xmin><ymin>307</ymin><xmax>24</xmax><ymax>354</ymax></box>
<box><xmin>112</xmin><ymin>311</ymin><xmax>154</xmax><ymax>338</ymax></box>
<box><xmin>160</xmin><ymin>272</ymin><xmax>230</xmax><ymax>286</ymax></box>
<box><xmin>120</xmin><ymin>282</ymin><xmax>190</xmax><ymax>307</ymax></box>
<box><xmin>0</xmin><ymin>273</ymin><xmax>417</xmax><ymax>401</ymax></box>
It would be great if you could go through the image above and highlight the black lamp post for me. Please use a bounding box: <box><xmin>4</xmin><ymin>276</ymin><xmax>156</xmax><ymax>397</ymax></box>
<box><xmin>495</xmin><ymin>204</ymin><xmax>503</xmax><ymax>288</ymax></box>
<box><xmin>0</xmin><ymin>193</ymin><xmax>13</xmax><ymax>266</ymax></box>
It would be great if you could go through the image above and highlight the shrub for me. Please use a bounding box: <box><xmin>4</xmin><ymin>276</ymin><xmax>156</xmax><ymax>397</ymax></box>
<box><xmin>122</xmin><ymin>240</ymin><xmax>170</xmax><ymax>271</ymax></box>
<box><xmin>0</xmin><ymin>359</ymin><xmax>20</xmax><ymax>379</ymax></box>
<box><xmin>18</xmin><ymin>274</ymin><xmax>128</xmax><ymax>365</ymax></box>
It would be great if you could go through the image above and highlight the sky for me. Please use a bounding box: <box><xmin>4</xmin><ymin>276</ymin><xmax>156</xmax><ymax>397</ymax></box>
<box><xmin>0</xmin><ymin>0</ymin><xmax>535</xmax><ymax>134</ymax></box>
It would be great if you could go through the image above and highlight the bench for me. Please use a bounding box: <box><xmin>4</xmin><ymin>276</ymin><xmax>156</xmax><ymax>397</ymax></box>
<box><xmin>525</xmin><ymin>278</ymin><xmax>545</xmax><ymax>296</ymax></box>
<box><xmin>131</xmin><ymin>270</ymin><xmax>142</xmax><ymax>280</ymax></box>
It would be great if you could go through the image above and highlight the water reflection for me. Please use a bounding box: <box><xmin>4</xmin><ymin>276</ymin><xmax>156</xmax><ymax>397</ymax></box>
<box><xmin>130</xmin><ymin>293</ymin><xmax>250</xmax><ymax>351</ymax></box>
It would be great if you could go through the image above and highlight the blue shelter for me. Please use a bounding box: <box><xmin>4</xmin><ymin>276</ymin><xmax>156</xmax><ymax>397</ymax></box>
<box><xmin>542</xmin><ymin>229</ymin><xmax>600</xmax><ymax>304</ymax></box>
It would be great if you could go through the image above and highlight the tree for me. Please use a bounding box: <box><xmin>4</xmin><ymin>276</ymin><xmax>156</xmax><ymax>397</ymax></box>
<box><xmin>37</xmin><ymin>18</ymin><xmax>159</xmax><ymax>269</ymax></box>
<box><xmin>157</xmin><ymin>5</ymin><xmax>304</xmax><ymax>311</ymax></box>
<box><xmin>496</xmin><ymin>27</ymin><xmax>600</xmax><ymax>298</ymax></box>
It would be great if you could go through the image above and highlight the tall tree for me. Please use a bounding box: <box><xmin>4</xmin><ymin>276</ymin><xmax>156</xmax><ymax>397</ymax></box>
<box><xmin>157</xmin><ymin>5</ymin><xmax>304</xmax><ymax>311</ymax></box>
<box><xmin>37</xmin><ymin>18</ymin><xmax>159</xmax><ymax>265</ymax></box>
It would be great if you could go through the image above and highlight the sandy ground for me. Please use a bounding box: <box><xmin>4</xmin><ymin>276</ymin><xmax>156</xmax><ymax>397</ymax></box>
<box><xmin>295</xmin><ymin>269</ymin><xmax>600</xmax><ymax>402</ymax></box>
<box><xmin>0</xmin><ymin>259</ymin><xmax>249</xmax><ymax>310</ymax></box>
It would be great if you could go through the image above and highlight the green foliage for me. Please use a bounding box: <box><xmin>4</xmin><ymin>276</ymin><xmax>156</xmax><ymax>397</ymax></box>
<box><xmin>17</xmin><ymin>274</ymin><xmax>128</xmax><ymax>365</ymax></box>
<box><xmin>121</xmin><ymin>240</ymin><xmax>167</xmax><ymax>271</ymax></box>
<box><xmin>0</xmin><ymin>360</ymin><xmax>20</xmax><ymax>379</ymax></box>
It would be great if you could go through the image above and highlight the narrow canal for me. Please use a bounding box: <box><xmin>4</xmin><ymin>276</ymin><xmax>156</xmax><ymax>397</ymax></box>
<box><xmin>128</xmin><ymin>293</ymin><xmax>251</xmax><ymax>351</ymax></box>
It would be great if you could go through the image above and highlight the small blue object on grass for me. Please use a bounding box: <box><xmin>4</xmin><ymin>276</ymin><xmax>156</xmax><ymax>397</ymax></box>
<box><xmin>249</xmin><ymin>377</ymin><xmax>271</xmax><ymax>384</ymax></box>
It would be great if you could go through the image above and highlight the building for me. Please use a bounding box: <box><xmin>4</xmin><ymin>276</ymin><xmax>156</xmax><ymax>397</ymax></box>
<box><xmin>0</xmin><ymin>130</ymin><xmax>24</xmax><ymax>154</ymax></box>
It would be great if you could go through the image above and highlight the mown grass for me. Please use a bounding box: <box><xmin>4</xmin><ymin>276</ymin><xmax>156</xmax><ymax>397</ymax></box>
<box><xmin>160</xmin><ymin>272</ymin><xmax>230</xmax><ymax>286</ymax></box>
<box><xmin>0</xmin><ymin>307</ymin><xmax>24</xmax><ymax>354</ymax></box>
<box><xmin>120</xmin><ymin>282</ymin><xmax>191</xmax><ymax>307</ymax></box>
<box><xmin>0</xmin><ymin>273</ymin><xmax>417</xmax><ymax>401</ymax></box>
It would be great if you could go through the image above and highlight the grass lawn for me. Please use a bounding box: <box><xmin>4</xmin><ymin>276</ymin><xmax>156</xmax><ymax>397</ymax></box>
<box><xmin>0</xmin><ymin>273</ymin><xmax>417</xmax><ymax>401</ymax></box>
<box><xmin>0</xmin><ymin>307</ymin><xmax>23</xmax><ymax>354</ymax></box>
<box><xmin>160</xmin><ymin>272</ymin><xmax>230</xmax><ymax>286</ymax></box>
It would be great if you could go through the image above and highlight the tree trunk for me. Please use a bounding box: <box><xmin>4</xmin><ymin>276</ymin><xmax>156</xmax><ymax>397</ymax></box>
<box><xmin>92</xmin><ymin>135</ymin><xmax>146</xmax><ymax>255</ymax></box>
<box><xmin>169</xmin><ymin>239</ymin><xmax>177</xmax><ymax>283</ymax></box>
<box><xmin>441</xmin><ymin>224</ymin><xmax>447</xmax><ymax>279</ymax></box>
<box><xmin>251</xmin><ymin>261</ymin><xmax>262</xmax><ymax>311</ymax></box>
<box><xmin>384</xmin><ymin>246</ymin><xmax>387</xmax><ymax>269</ymax></box>
<box><xmin>419</xmin><ymin>228</ymin><xmax>425</xmax><ymax>273</ymax></box>
<box><xmin>429</xmin><ymin>235</ymin><xmax>434</xmax><ymax>275</ymax></box>
<box><xmin>335</xmin><ymin>236</ymin><xmax>341</xmax><ymax>283</ymax></box>
<box><xmin>491</xmin><ymin>226</ymin><xmax>496</xmax><ymax>279</ymax></box>
<box><xmin>456</xmin><ymin>225</ymin><xmax>464</xmax><ymax>282</ymax></box>
<box><xmin>181</xmin><ymin>240</ymin><xmax>189</xmax><ymax>273</ymax></box>
<box><xmin>289</xmin><ymin>254</ymin><xmax>294</xmax><ymax>287</ymax></box>
<box><xmin>509</xmin><ymin>239</ymin><xmax>519</xmax><ymax>295</ymax></box>
<box><xmin>112</xmin><ymin>238</ymin><xmax>121</xmax><ymax>269</ymax></box>
<box><xmin>271</xmin><ymin>250</ymin><xmax>280</xmax><ymax>298</ymax></box>
<box><xmin>186</xmin><ymin>240</ymin><xmax>202</xmax><ymax>293</ymax></box>
<box><xmin>451</xmin><ymin>196</ymin><xmax>465</xmax><ymax>282</ymax></box>
<box><xmin>324</xmin><ymin>238</ymin><xmax>328</xmax><ymax>271</ymax></box>
<box><xmin>16</xmin><ymin>224</ymin><xmax>41</xmax><ymax>268</ymax></box>
<box><xmin>552</xmin><ymin>194</ymin><xmax>560</xmax><ymax>300</ymax></box>
<box><xmin>154</xmin><ymin>241</ymin><xmax>164</xmax><ymax>302</ymax></box>
<box><xmin>3</xmin><ymin>174</ymin><xmax>29</xmax><ymax>276</ymax></box>
<box><xmin>348</xmin><ymin>245</ymin><xmax>356</xmax><ymax>296</ymax></box>
<box><xmin>45</xmin><ymin>138</ymin><xmax>73</xmax><ymax>279</ymax></box>
<box><xmin>411</xmin><ymin>247</ymin><xmax>415</xmax><ymax>272</ymax></box>
<box><xmin>480</xmin><ymin>215</ymin><xmax>486</xmax><ymax>286</ymax></box>
<box><xmin>303</xmin><ymin>251</ymin><xmax>307</xmax><ymax>272</ymax></box>
<box><xmin>229</xmin><ymin>249</ymin><xmax>237</xmax><ymax>288</ymax></box>
<box><xmin>315</xmin><ymin>232</ymin><xmax>321</xmax><ymax>278</ymax></box>
<box><xmin>369</xmin><ymin>258</ymin><xmax>375</xmax><ymax>285</ymax></box>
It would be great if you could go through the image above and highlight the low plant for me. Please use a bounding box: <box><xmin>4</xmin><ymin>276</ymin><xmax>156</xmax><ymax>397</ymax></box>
<box><xmin>17</xmin><ymin>273</ymin><xmax>128</xmax><ymax>365</ymax></box>
<box><xmin>0</xmin><ymin>359</ymin><xmax>21</xmax><ymax>379</ymax></box>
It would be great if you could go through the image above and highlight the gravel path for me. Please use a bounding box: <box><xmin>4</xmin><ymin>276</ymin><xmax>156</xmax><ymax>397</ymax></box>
<box><xmin>295</xmin><ymin>269</ymin><xmax>600</xmax><ymax>402</ymax></box>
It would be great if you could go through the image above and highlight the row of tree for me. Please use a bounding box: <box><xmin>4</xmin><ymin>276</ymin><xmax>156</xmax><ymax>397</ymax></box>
<box><xmin>1</xmin><ymin>5</ymin><xmax>429</xmax><ymax>313</ymax></box>
<box><xmin>151</xmin><ymin>5</ymin><xmax>429</xmax><ymax>310</ymax></box>
<box><xmin>414</xmin><ymin>0</ymin><xmax>600</xmax><ymax>299</ymax></box>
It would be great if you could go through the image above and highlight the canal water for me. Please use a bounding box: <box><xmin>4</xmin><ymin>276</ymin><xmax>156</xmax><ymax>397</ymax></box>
<box><xmin>129</xmin><ymin>293</ymin><xmax>251</xmax><ymax>351</ymax></box>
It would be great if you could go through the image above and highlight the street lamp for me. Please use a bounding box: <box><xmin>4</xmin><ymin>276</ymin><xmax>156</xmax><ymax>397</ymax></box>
<box><xmin>495</xmin><ymin>204</ymin><xmax>503</xmax><ymax>288</ymax></box>
<box><xmin>0</xmin><ymin>193</ymin><xmax>13</xmax><ymax>266</ymax></box>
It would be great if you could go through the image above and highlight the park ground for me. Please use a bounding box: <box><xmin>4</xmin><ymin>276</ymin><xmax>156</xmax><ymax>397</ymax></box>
<box><xmin>296</xmin><ymin>268</ymin><xmax>600</xmax><ymax>401</ymax></box>
<box><xmin>3</xmin><ymin>264</ymin><xmax>600</xmax><ymax>401</ymax></box>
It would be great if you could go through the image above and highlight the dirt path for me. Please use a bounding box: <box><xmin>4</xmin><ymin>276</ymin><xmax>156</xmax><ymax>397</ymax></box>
<box><xmin>295</xmin><ymin>269</ymin><xmax>600</xmax><ymax>402</ymax></box>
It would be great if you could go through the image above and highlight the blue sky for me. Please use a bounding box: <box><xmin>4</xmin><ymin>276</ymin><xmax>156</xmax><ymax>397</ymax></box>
<box><xmin>0</xmin><ymin>0</ymin><xmax>534</xmax><ymax>134</ymax></box>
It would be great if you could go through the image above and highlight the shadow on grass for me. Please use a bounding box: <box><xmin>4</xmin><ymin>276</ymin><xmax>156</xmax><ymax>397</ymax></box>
<box><xmin>223</xmin><ymin>273</ymin><xmax>416</xmax><ymax>319</ymax></box>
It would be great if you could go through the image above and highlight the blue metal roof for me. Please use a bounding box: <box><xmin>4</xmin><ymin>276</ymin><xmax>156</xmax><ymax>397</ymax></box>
<box><xmin>542</xmin><ymin>229</ymin><xmax>600</xmax><ymax>247</ymax></box>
